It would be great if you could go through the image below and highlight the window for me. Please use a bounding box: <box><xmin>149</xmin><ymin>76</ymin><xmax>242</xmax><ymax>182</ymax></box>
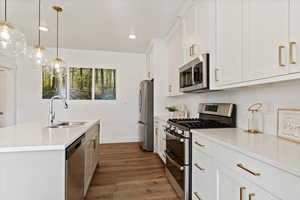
<box><xmin>69</xmin><ymin>67</ymin><xmax>93</xmax><ymax>100</ymax></box>
<box><xmin>95</xmin><ymin>69</ymin><xmax>116</xmax><ymax>100</ymax></box>
<box><xmin>42</xmin><ymin>66</ymin><xmax>67</xmax><ymax>99</ymax></box>
<box><xmin>42</xmin><ymin>67</ymin><xmax>116</xmax><ymax>100</ymax></box>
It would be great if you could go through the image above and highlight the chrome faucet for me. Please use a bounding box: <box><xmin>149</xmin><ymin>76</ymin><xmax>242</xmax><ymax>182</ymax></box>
<box><xmin>48</xmin><ymin>95</ymin><xmax>69</xmax><ymax>125</ymax></box>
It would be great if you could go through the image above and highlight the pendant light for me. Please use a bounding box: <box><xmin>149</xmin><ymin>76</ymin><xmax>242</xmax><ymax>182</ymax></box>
<box><xmin>0</xmin><ymin>0</ymin><xmax>27</xmax><ymax>57</ymax></box>
<box><xmin>50</xmin><ymin>6</ymin><xmax>66</xmax><ymax>77</ymax></box>
<box><xmin>28</xmin><ymin>0</ymin><xmax>51</xmax><ymax>69</ymax></box>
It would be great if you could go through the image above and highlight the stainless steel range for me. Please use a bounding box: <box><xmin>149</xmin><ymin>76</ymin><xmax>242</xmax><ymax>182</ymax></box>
<box><xmin>165</xmin><ymin>103</ymin><xmax>236</xmax><ymax>200</ymax></box>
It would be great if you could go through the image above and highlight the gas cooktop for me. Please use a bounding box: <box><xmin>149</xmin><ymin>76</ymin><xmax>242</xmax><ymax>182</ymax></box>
<box><xmin>167</xmin><ymin>103</ymin><xmax>236</xmax><ymax>131</ymax></box>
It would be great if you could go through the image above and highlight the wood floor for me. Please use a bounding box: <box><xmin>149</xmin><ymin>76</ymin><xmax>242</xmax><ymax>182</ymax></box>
<box><xmin>85</xmin><ymin>142</ymin><xmax>180</xmax><ymax>200</ymax></box>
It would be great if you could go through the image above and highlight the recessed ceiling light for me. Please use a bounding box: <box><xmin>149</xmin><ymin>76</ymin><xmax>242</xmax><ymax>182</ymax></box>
<box><xmin>129</xmin><ymin>34</ymin><xmax>136</xmax><ymax>40</ymax></box>
<box><xmin>39</xmin><ymin>26</ymin><xmax>48</xmax><ymax>32</ymax></box>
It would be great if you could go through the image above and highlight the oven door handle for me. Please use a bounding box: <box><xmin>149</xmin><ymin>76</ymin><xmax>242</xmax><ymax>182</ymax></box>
<box><xmin>165</xmin><ymin>152</ymin><xmax>185</xmax><ymax>171</ymax></box>
<box><xmin>166</xmin><ymin>132</ymin><xmax>185</xmax><ymax>143</ymax></box>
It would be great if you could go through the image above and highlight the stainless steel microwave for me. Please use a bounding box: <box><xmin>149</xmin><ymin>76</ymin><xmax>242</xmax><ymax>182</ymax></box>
<box><xmin>179</xmin><ymin>54</ymin><xmax>209</xmax><ymax>93</ymax></box>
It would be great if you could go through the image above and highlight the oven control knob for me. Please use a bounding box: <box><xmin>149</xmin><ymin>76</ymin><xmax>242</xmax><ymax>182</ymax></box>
<box><xmin>180</xmin><ymin>138</ymin><xmax>184</xmax><ymax>143</ymax></box>
<box><xmin>180</xmin><ymin>166</ymin><xmax>184</xmax><ymax>171</ymax></box>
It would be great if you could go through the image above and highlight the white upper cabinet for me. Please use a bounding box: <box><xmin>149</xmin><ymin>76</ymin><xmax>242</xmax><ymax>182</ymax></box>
<box><xmin>166</xmin><ymin>21</ymin><xmax>184</xmax><ymax>96</ymax></box>
<box><xmin>243</xmin><ymin>0</ymin><xmax>290</xmax><ymax>81</ymax></box>
<box><xmin>215</xmin><ymin>0</ymin><xmax>243</xmax><ymax>85</ymax></box>
<box><xmin>181</xmin><ymin>0</ymin><xmax>214</xmax><ymax>63</ymax></box>
<box><xmin>182</xmin><ymin>4</ymin><xmax>198</xmax><ymax>63</ymax></box>
<box><xmin>289</xmin><ymin>0</ymin><xmax>300</xmax><ymax>73</ymax></box>
<box><xmin>197</xmin><ymin>0</ymin><xmax>214</xmax><ymax>54</ymax></box>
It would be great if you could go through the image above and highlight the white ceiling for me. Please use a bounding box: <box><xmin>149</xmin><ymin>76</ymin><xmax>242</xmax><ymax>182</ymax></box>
<box><xmin>0</xmin><ymin>0</ymin><xmax>184</xmax><ymax>53</ymax></box>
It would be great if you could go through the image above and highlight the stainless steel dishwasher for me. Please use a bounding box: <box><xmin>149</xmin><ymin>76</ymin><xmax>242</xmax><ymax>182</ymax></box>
<box><xmin>66</xmin><ymin>134</ymin><xmax>86</xmax><ymax>200</ymax></box>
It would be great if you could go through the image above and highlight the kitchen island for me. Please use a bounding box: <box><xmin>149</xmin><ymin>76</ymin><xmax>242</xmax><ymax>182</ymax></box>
<box><xmin>0</xmin><ymin>120</ymin><xmax>100</xmax><ymax>200</ymax></box>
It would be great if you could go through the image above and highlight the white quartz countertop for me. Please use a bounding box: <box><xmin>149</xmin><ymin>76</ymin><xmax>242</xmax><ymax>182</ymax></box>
<box><xmin>0</xmin><ymin>120</ymin><xmax>100</xmax><ymax>153</ymax></box>
<box><xmin>191</xmin><ymin>128</ymin><xmax>300</xmax><ymax>177</ymax></box>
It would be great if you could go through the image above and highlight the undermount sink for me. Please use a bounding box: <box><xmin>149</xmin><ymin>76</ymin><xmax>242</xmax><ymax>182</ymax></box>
<box><xmin>47</xmin><ymin>122</ymin><xmax>87</xmax><ymax>129</ymax></box>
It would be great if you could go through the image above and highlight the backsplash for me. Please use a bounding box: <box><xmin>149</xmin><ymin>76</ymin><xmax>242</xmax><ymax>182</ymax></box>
<box><xmin>165</xmin><ymin>79</ymin><xmax>300</xmax><ymax>136</ymax></box>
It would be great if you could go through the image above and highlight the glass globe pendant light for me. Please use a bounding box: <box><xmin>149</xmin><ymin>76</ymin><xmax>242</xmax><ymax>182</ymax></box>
<box><xmin>0</xmin><ymin>0</ymin><xmax>27</xmax><ymax>57</ymax></box>
<box><xmin>28</xmin><ymin>0</ymin><xmax>51</xmax><ymax>69</ymax></box>
<box><xmin>50</xmin><ymin>6</ymin><xmax>67</xmax><ymax>77</ymax></box>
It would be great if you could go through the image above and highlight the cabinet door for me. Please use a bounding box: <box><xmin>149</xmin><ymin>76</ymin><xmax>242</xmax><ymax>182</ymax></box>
<box><xmin>160</xmin><ymin>126</ymin><xmax>166</xmax><ymax>163</ymax></box>
<box><xmin>192</xmin><ymin>148</ymin><xmax>215</xmax><ymax>200</ymax></box>
<box><xmin>182</xmin><ymin>4</ymin><xmax>198</xmax><ymax>63</ymax></box>
<box><xmin>289</xmin><ymin>0</ymin><xmax>300</xmax><ymax>73</ymax></box>
<box><xmin>244</xmin><ymin>0</ymin><xmax>289</xmax><ymax>80</ymax></box>
<box><xmin>215</xmin><ymin>0</ymin><xmax>243</xmax><ymax>85</ymax></box>
<box><xmin>197</xmin><ymin>0</ymin><xmax>214</xmax><ymax>54</ymax></box>
<box><xmin>217</xmin><ymin>166</ymin><xmax>250</xmax><ymax>200</ymax></box>
<box><xmin>167</xmin><ymin>21</ymin><xmax>184</xmax><ymax>96</ymax></box>
<box><xmin>182</xmin><ymin>5</ymin><xmax>197</xmax><ymax>46</ymax></box>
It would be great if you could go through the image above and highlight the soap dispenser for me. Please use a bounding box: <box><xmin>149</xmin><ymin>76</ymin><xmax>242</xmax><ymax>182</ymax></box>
<box><xmin>245</xmin><ymin>103</ymin><xmax>264</xmax><ymax>134</ymax></box>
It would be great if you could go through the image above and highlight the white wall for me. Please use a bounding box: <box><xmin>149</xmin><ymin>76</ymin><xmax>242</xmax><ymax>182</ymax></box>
<box><xmin>16</xmin><ymin>48</ymin><xmax>147</xmax><ymax>143</ymax></box>
<box><xmin>165</xmin><ymin>79</ymin><xmax>300</xmax><ymax>136</ymax></box>
<box><xmin>0</xmin><ymin>59</ymin><xmax>17</xmax><ymax>127</ymax></box>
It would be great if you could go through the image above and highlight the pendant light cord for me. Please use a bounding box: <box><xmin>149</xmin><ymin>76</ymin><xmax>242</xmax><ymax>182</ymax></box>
<box><xmin>4</xmin><ymin>0</ymin><xmax>7</xmax><ymax>21</ymax></box>
<box><xmin>56</xmin><ymin>10</ymin><xmax>59</xmax><ymax>58</ymax></box>
<box><xmin>38</xmin><ymin>0</ymin><xmax>41</xmax><ymax>46</ymax></box>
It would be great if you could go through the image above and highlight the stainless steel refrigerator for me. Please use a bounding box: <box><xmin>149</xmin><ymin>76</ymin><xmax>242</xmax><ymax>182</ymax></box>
<box><xmin>138</xmin><ymin>80</ymin><xmax>154</xmax><ymax>151</ymax></box>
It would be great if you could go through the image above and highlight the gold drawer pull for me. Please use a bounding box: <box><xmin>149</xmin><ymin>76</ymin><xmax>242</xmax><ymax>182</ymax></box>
<box><xmin>237</xmin><ymin>163</ymin><xmax>261</xmax><ymax>176</ymax></box>
<box><xmin>194</xmin><ymin>163</ymin><xmax>205</xmax><ymax>172</ymax></box>
<box><xmin>240</xmin><ymin>187</ymin><xmax>246</xmax><ymax>200</ymax></box>
<box><xmin>289</xmin><ymin>42</ymin><xmax>297</xmax><ymax>64</ymax></box>
<box><xmin>278</xmin><ymin>45</ymin><xmax>286</xmax><ymax>67</ymax></box>
<box><xmin>215</xmin><ymin>68</ymin><xmax>220</xmax><ymax>82</ymax></box>
<box><xmin>249</xmin><ymin>193</ymin><xmax>255</xmax><ymax>200</ymax></box>
<box><xmin>194</xmin><ymin>141</ymin><xmax>205</xmax><ymax>147</ymax></box>
<box><xmin>194</xmin><ymin>192</ymin><xmax>202</xmax><ymax>200</ymax></box>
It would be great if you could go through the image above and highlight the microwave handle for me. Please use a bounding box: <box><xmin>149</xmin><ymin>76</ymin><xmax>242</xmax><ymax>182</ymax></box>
<box><xmin>192</xmin><ymin>66</ymin><xmax>195</xmax><ymax>85</ymax></box>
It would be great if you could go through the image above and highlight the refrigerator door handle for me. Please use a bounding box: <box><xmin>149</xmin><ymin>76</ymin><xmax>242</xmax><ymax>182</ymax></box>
<box><xmin>139</xmin><ymin>89</ymin><xmax>142</xmax><ymax>113</ymax></box>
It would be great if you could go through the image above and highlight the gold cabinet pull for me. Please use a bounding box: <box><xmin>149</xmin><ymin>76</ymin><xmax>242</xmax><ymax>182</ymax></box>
<box><xmin>240</xmin><ymin>187</ymin><xmax>246</xmax><ymax>200</ymax></box>
<box><xmin>237</xmin><ymin>163</ymin><xmax>261</xmax><ymax>176</ymax></box>
<box><xmin>215</xmin><ymin>68</ymin><xmax>220</xmax><ymax>81</ymax></box>
<box><xmin>194</xmin><ymin>192</ymin><xmax>202</xmax><ymax>200</ymax></box>
<box><xmin>194</xmin><ymin>141</ymin><xmax>205</xmax><ymax>147</ymax></box>
<box><xmin>289</xmin><ymin>42</ymin><xmax>297</xmax><ymax>64</ymax></box>
<box><xmin>278</xmin><ymin>45</ymin><xmax>286</xmax><ymax>67</ymax></box>
<box><xmin>249</xmin><ymin>193</ymin><xmax>255</xmax><ymax>200</ymax></box>
<box><xmin>194</xmin><ymin>163</ymin><xmax>205</xmax><ymax>172</ymax></box>
<box><xmin>190</xmin><ymin>44</ymin><xmax>196</xmax><ymax>56</ymax></box>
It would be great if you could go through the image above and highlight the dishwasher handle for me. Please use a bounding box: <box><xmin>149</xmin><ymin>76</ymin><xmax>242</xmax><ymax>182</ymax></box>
<box><xmin>66</xmin><ymin>134</ymin><xmax>86</xmax><ymax>160</ymax></box>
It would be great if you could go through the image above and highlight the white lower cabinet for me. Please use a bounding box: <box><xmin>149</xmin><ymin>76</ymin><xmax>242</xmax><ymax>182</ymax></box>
<box><xmin>217</xmin><ymin>165</ymin><xmax>250</xmax><ymax>200</ymax></box>
<box><xmin>84</xmin><ymin>124</ymin><xmax>100</xmax><ymax>196</ymax></box>
<box><xmin>192</xmin><ymin>147</ymin><xmax>215</xmax><ymax>200</ymax></box>
<box><xmin>217</xmin><ymin>165</ymin><xmax>279</xmax><ymax>200</ymax></box>
<box><xmin>192</xmin><ymin>135</ymin><xmax>298</xmax><ymax>200</ymax></box>
<box><xmin>154</xmin><ymin>119</ymin><xmax>166</xmax><ymax>163</ymax></box>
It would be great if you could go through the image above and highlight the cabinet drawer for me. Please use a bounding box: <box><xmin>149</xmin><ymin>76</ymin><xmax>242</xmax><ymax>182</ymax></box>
<box><xmin>192</xmin><ymin>147</ymin><xmax>214</xmax><ymax>200</ymax></box>
<box><xmin>215</xmin><ymin>144</ymin><xmax>300</xmax><ymax>200</ymax></box>
<box><xmin>193</xmin><ymin>135</ymin><xmax>215</xmax><ymax>156</ymax></box>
